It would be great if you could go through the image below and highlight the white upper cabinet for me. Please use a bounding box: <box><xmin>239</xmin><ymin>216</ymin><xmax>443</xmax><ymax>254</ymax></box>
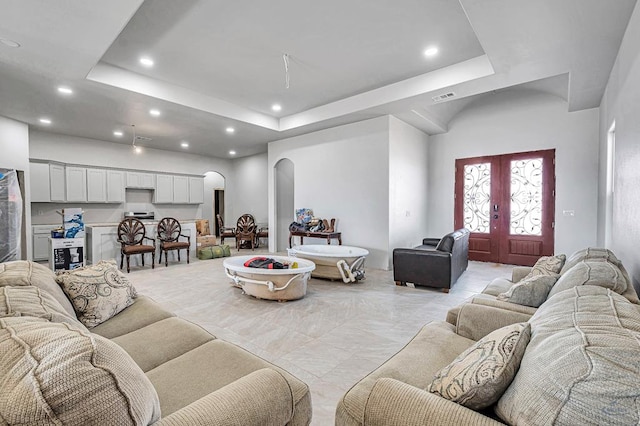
<box><xmin>65</xmin><ymin>166</ymin><xmax>87</xmax><ymax>202</ymax></box>
<box><xmin>126</xmin><ymin>171</ymin><xmax>155</xmax><ymax>188</ymax></box>
<box><xmin>49</xmin><ymin>163</ymin><xmax>65</xmax><ymax>202</ymax></box>
<box><xmin>30</xmin><ymin>162</ymin><xmax>51</xmax><ymax>202</ymax></box>
<box><xmin>189</xmin><ymin>176</ymin><xmax>204</xmax><ymax>204</ymax></box>
<box><xmin>154</xmin><ymin>174</ymin><xmax>173</xmax><ymax>203</ymax></box>
<box><xmin>86</xmin><ymin>168</ymin><xmax>107</xmax><ymax>202</ymax></box>
<box><xmin>173</xmin><ymin>176</ymin><xmax>189</xmax><ymax>204</ymax></box>
<box><xmin>106</xmin><ymin>170</ymin><xmax>125</xmax><ymax>203</ymax></box>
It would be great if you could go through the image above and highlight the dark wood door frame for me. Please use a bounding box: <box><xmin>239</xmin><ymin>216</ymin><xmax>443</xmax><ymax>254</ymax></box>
<box><xmin>455</xmin><ymin>149</ymin><xmax>556</xmax><ymax>266</ymax></box>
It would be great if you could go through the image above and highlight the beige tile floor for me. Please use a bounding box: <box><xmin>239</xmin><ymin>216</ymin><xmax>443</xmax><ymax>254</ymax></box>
<box><xmin>128</xmin><ymin>247</ymin><xmax>514</xmax><ymax>425</ymax></box>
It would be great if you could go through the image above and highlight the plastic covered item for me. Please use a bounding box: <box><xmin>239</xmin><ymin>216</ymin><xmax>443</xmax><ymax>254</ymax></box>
<box><xmin>0</xmin><ymin>169</ymin><xmax>23</xmax><ymax>262</ymax></box>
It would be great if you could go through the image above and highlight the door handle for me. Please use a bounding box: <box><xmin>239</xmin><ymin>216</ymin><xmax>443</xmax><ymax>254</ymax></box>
<box><xmin>493</xmin><ymin>214</ymin><xmax>499</xmax><ymax>219</ymax></box>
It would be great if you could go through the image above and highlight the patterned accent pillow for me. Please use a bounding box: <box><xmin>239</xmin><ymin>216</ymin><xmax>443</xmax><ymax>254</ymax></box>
<box><xmin>524</xmin><ymin>254</ymin><xmax>566</xmax><ymax>279</ymax></box>
<box><xmin>497</xmin><ymin>274</ymin><xmax>560</xmax><ymax>307</ymax></box>
<box><xmin>55</xmin><ymin>260</ymin><xmax>137</xmax><ymax>328</ymax></box>
<box><xmin>428</xmin><ymin>322</ymin><xmax>531</xmax><ymax>410</ymax></box>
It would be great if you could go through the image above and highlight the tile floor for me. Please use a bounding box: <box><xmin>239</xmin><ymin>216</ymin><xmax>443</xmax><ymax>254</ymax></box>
<box><xmin>128</xmin><ymin>247</ymin><xmax>514</xmax><ymax>425</ymax></box>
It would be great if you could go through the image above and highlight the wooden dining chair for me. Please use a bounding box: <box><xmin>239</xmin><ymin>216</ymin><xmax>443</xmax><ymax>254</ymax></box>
<box><xmin>235</xmin><ymin>214</ymin><xmax>257</xmax><ymax>251</ymax></box>
<box><xmin>216</xmin><ymin>214</ymin><xmax>236</xmax><ymax>245</ymax></box>
<box><xmin>157</xmin><ymin>217</ymin><xmax>191</xmax><ymax>267</ymax></box>
<box><xmin>117</xmin><ymin>218</ymin><xmax>155</xmax><ymax>273</ymax></box>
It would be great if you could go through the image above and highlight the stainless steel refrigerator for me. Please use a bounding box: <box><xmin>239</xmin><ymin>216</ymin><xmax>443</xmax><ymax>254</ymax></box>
<box><xmin>0</xmin><ymin>169</ymin><xmax>23</xmax><ymax>262</ymax></box>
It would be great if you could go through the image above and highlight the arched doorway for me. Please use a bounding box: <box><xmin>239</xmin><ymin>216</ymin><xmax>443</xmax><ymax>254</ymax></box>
<box><xmin>275</xmin><ymin>159</ymin><xmax>294</xmax><ymax>252</ymax></box>
<box><xmin>203</xmin><ymin>171</ymin><xmax>225</xmax><ymax>235</ymax></box>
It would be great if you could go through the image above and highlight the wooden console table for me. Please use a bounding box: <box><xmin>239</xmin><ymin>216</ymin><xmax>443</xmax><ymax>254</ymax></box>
<box><xmin>289</xmin><ymin>231</ymin><xmax>342</xmax><ymax>248</ymax></box>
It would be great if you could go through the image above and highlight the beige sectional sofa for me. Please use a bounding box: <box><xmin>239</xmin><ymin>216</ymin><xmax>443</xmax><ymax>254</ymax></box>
<box><xmin>0</xmin><ymin>261</ymin><xmax>311</xmax><ymax>425</ymax></box>
<box><xmin>337</xmin><ymin>248</ymin><xmax>640</xmax><ymax>425</ymax></box>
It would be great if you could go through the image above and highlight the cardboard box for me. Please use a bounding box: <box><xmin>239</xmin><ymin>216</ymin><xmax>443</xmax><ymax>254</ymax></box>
<box><xmin>196</xmin><ymin>235</ymin><xmax>218</xmax><ymax>248</ymax></box>
<box><xmin>196</xmin><ymin>219</ymin><xmax>210</xmax><ymax>236</ymax></box>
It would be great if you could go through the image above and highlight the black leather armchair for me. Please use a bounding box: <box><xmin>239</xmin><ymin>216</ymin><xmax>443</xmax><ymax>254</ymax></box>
<box><xmin>393</xmin><ymin>228</ymin><xmax>470</xmax><ymax>292</ymax></box>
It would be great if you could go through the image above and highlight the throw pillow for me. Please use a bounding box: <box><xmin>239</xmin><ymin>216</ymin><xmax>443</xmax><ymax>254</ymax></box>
<box><xmin>547</xmin><ymin>259</ymin><xmax>627</xmax><ymax>300</ymax></box>
<box><xmin>0</xmin><ymin>316</ymin><xmax>160</xmax><ymax>425</ymax></box>
<box><xmin>524</xmin><ymin>254</ymin><xmax>566</xmax><ymax>280</ymax></box>
<box><xmin>428</xmin><ymin>322</ymin><xmax>531</xmax><ymax>410</ymax></box>
<box><xmin>55</xmin><ymin>260</ymin><xmax>137</xmax><ymax>328</ymax></box>
<box><xmin>0</xmin><ymin>286</ymin><xmax>87</xmax><ymax>331</ymax></box>
<box><xmin>497</xmin><ymin>274</ymin><xmax>560</xmax><ymax>308</ymax></box>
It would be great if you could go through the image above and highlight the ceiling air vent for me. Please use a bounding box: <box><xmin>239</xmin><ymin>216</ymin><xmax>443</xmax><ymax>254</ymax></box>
<box><xmin>135</xmin><ymin>136</ymin><xmax>152</xmax><ymax>141</ymax></box>
<box><xmin>432</xmin><ymin>92</ymin><xmax>456</xmax><ymax>103</ymax></box>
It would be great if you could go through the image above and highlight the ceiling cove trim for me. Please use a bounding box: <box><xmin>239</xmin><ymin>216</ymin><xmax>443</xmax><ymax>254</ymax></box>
<box><xmin>87</xmin><ymin>55</ymin><xmax>494</xmax><ymax>132</ymax></box>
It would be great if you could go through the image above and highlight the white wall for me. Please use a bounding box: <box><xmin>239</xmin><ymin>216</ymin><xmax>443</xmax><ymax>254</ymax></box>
<box><xmin>0</xmin><ymin>116</ymin><xmax>31</xmax><ymax>259</ymax></box>
<box><xmin>388</xmin><ymin>116</ymin><xmax>429</xmax><ymax>267</ymax></box>
<box><xmin>268</xmin><ymin>117</ymin><xmax>391</xmax><ymax>269</ymax></box>
<box><xmin>428</xmin><ymin>89</ymin><xmax>600</xmax><ymax>256</ymax></box>
<box><xmin>598</xmin><ymin>3</ymin><xmax>640</xmax><ymax>294</ymax></box>
<box><xmin>227</xmin><ymin>153</ymin><xmax>268</xmax><ymax>226</ymax></box>
<box><xmin>29</xmin><ymin>131</ymin><xmax>233</xmax><ymax>225</ymax></box>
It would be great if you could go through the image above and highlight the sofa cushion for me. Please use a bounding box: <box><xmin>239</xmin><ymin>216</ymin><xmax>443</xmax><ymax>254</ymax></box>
<box><xmin>55</xmin><ymin>260</ymin><xmax>137</xmax><ymax>328</ymax></box>
<box><xmin>336</xmin><ymin>321</ymin><xmax>475</xmax><ymax>425</ymax></box>
<box><xmin>524</xmin><ymin>254</ymin><xmax>566</xmax><ymax>279</ymax></box>
<box><xmin>548</xmin><ymin>260</ymin><xmax>628</xmax><ymax>300</ymax></box>
<box><xmin>496</xmin><ymin>274</ymin><xmax>559</xmax><ymax>308</ymax></box>
<box><xmin>428</xmin><ymin>322</ymin><xmax>530</xmax><ymax>410</ymax></box>
<box><xmin>0</xmin><ymin>316</ymin><xmax>160</xmax><ymax>425</ymax></box>
<box><xmin>112</xmin><ymin>317</ymin><xmax>215</xmax><ymax>372</ymax></box>
<box><xmin>482</xmin><ymin>278</ymin><xmax>514</xmax><ymax>297</ymax></box>
<box><xmin>91</xmin><ymin>295</ymin><xmax>175</xmax><ymax>339</ymax></box>
<box><xmin>146</xmin><ymin>339</ymin><xmax>311</xmax><ymax>420</ymax></box>
<box><xmin>0</xmin><ymin>260</ymin><xmax>76</xmax><ymax>317</ymax></box>
<box><xmin>0</xmin><ymin>286</ymin><xmax>87</xmax><ymax>331</ymax></box>
<box><xmin>495</xmin><ymin>286</ymin><xmax>640</xmax><ymax>425</ymax></box>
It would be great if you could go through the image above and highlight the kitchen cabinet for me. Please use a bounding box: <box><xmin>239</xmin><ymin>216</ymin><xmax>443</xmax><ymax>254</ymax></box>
<box><xmin>126</xmin><ymin>171</ymin><xmax>155</xmax><ymax>188</ymax></box>
<box><xmin>30</xmin><ymin>162</ymin><xmax>51</xmax><ymax>202</ymax></box>
<box><xmin>32</xmin><ymin>226</ymin><xmax>52</xmax><ymax>261</ymax></box>
<box><xmin>173</xmin><ymin>176</ymin><xmax>189</xmax><ymax>204</ymax></box>
<box><xmin>65</xmin><ymin>166</ymin><xmax>87</xmax><ymax>202</ymax></box>
<box><xmin>154</xmin><ymin>174</ymin><xmax>173</xmax><ymax>203</ymax></box>
<box><xmin>86</xmin><ymin>168</ymin><xmax>107</xmax><ymax>202</ymax></box>
<box><xmin>189</xmin><ymin>177</ymin><xmax>204</xmax><ymax>204</ymax></box>
<box><xmin>107</xmin><ymin>170</ymin><xmax>125</xmax><ymax>203</ymax></box>
<box><xmin>49</xmin><ymin>163</ymin><xmax>66</xmax><ymax>202</ymax></box>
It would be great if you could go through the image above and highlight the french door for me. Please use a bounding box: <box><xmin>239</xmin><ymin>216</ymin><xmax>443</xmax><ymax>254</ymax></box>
<box><xmin>454</xmin><ymin>149</ymin><xmax>555</xmax><ymax>266</ymax></box>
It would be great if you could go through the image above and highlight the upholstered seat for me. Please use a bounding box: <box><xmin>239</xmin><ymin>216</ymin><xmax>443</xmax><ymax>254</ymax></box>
<box><xmin>157</xmin><ymin>217</ymin><xmax>190</xmax><ymax>267</ymax></box>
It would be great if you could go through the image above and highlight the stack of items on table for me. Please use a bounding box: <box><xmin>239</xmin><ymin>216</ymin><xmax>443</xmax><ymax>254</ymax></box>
<box><xmin>290</xmin><ymin>208</ymin><xmax>336</xmax><ymax>233</ymax></box>
<box><xmin>194</xmin><ymin>219</ymin><xmax>230</xmax><ymax>260</ymax></box>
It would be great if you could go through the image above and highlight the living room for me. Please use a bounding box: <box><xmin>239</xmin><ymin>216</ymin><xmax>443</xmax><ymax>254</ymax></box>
<box><xmin>1</xmin><ymin>1</ymin><xmax>640</xmax><ymax>425</ymax></box>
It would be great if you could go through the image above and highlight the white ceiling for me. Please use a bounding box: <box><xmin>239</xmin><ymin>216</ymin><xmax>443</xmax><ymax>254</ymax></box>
<box><xmin>0</xmin><ymin>0</ymin><xmax>636</xmax><ymax>158</ymax></box>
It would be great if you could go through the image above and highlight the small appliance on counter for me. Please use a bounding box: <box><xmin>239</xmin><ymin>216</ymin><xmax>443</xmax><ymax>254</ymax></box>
<box><xmin>124</xmin><ymin>211</ymin><xmax>155</xmax><ymax>220</ymax></box>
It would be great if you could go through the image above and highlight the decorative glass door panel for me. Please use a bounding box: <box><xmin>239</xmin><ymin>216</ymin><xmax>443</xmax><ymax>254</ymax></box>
<box><xmin>510</xmin><ymin>158</ymin><xmax>543</xmax><ymax>236</ymax></box>
<box><xmin>455</xmin><ymin>150</ymin><xmax>555</xmax><ymax>266</ymax></box>
<box><xmin>463</xmin><ymin>163</ymin><xmax>491</xmax><ymax>234</ymax></box>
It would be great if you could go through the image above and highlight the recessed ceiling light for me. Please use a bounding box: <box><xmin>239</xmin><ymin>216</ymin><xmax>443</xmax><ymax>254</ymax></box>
<box><xmin>149</xmin><ymin>109</ymin><xmax>161</xmax><ymax>117</ymax></box>
<box><xmin>225</xmin><ymin>127</ymin><xmax>235</xmax><ymax>134</ymax></box>
<box><xmin>0</xmin><ymin>38</ymin><xmax>20</xmax><ymax>48</ymax></box>
<box><xmin>271</xmin><ymin>104</ymin><xmax>282</xmax><ymax>112</ymax></box>
<box><xmin>229</xmin><ymin>150</ymin><xmax>236</xmax><ymax>156</ymax></box>
<box><xmin>134</xmin><ymin>146</ymin><xmax>143</xmax><ymax>154</ymax></box>
<box><xmin>424</xmin><ymin>46</ymin><xmax>439</xmax><ymax>57</ymax></box>
<box><xmin>39</xmin><ymin>118</ymin><xmax>51</xmax><ymax>125</ymax></box>
<box><xmin>139</xmin><ymin>57</ymin><xmax>154</xmax><ymax>67</ymax></box>
<box><xmin>181</xmin><ymin>142</ymin><xmax>189</xmax><ymax>148</ymax></box>
<box><xmin>113</xmin><ymin>131</ymin><xmax>123</xmax><ymax>137</ymax></box>
<box><xmin>57</xmin><ymin>86</ymin><xmax>73</xmax><ymax>95</ymax></box>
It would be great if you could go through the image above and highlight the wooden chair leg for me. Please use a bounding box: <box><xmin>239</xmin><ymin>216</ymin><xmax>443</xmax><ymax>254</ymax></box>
<box><xmin>126</xmin><ymin>255</ymin><xmax>130</xmax><ymax>273</ymax></box>
<box><xmin>177</xmin><ymin>250</ymin><xmax>181</xmax><ymax>262</ymax></box>
<box><xmin>186</xmin><ymin>249</ymin><xmax>190</xmax><ymax>264</ymax></box>
<box><xmin>442</xmin><ymin>288</ymin><xmax>450</xmax><ymax>293</ymax></box>
<box><xmin>159</xmin><ymin>249</ymin><xmax>163</xmax><ymax>264</ymax></box>
<box><xmin>165</xmin><ymin>250</ymin><xmax>168</xmax><ymax>267</ymax></box>
<box><xmin>151</xmin><ymin>253</ymin><xmax>155</xmax><ymax>269</ymax></box>
<box><xmin>120</xmin><ymin>253</ymin><xmax>124</xmax><ymax>270</ymax></box>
